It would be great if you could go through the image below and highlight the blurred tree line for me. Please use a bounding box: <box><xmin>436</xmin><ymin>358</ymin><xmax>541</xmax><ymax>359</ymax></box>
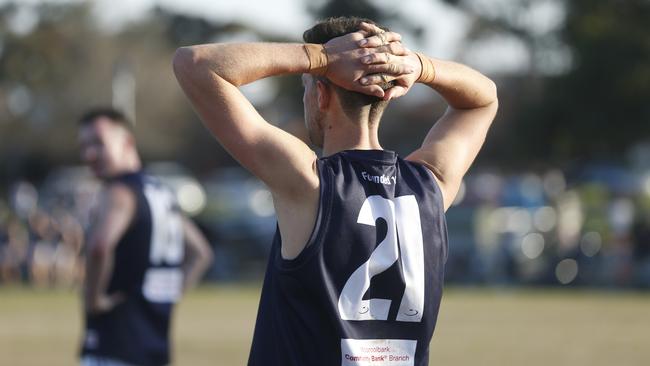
<box><xmin>444</xmin><ymin>0</ymin><xmax>650</xmax><ymax>165</ymax></box>
<box><xmin>1</xmin><ymin>0</ymin><xmax>649</xmax><ymax>186</ymax></box>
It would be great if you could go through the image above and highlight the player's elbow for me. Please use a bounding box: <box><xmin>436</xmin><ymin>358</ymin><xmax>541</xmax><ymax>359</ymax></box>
<box><xmin>172</xmin><ymin>46</ymin><xmax>199</xmax><ymax>81</ymax></box>
<box><xmin>173</xmin><ymin>46</ymin><xmax>234</xmax><ymax>88</ymax></box>
<box><xmin>204</xmin><ymin>246</ymin><xmax>215</xmax><ymax>267</ymax></box>
<box><xmin>475</xmin><ymin>84</ymin><xmax>499</xmax><ymax>113</ymax></box>
<box><xmin>485</xmin><ymin>79</ymin><xmax>498</xmax><ymax>107</ymax></box>
<box><xmin>194</xmin><ymin>241</ymin><xmax>215</xmax><ymax>267</ymax></box>
<box><xmin>200</xmin><ymin>241</ymin><xmax>214</xmax><ymax>260</ymax></box>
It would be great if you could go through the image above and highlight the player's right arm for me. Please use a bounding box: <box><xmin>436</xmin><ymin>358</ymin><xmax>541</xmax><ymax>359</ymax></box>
<box><xmin>172</xmin><ymin>43</ymin><xmax>320</xmax><ymax>197</ymax></box>
<box><xmin>180</xmin><ymin>217</ymin><xmax>213</xmax><ymax>292</ymax></box>
<box><xmin>84</xmin><ymin>183</ymin><xmax>134</xmax><ymax>314</ymax></box>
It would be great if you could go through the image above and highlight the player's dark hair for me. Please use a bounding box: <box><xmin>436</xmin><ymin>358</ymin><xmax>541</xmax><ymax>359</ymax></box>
<box><xmin>303</xmin><ymin>16</ymin><xmax>391</xmax><ymax>125</ymax></box>
<box><xmin>78</xmin><ymin>107</ymin><xmax>133</xmax><ymax>131</ymax></box>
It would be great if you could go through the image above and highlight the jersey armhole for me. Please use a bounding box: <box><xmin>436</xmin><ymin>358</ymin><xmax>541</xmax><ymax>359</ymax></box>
<box><xmin>427</xmin><ymin>167</ymin><xmax>450</xmax><ymax>265</ymax></box>
<box><xmin>407</xmin><ymin>160</ymin><xmax>450</xmax><ymax>265</ymax></box>
<box><xmin>104</xmin><ymin>180</ymin><xmax>139</xmax><ymax>234</ymax></box>
<box><xmin>276</xmin><ymin>160</ymin><xmax>333</xmax><ymax>271</ymax></box>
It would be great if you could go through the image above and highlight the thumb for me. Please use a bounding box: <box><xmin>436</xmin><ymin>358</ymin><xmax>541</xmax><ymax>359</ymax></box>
<box><xmin>354</xmin><ymin>84</ymin><xmax>385</xmax><ymax>98</ymax></box>
<box><xmin>384</xmin><ymin>86</ymin><xmax>406</xmax><ymax>101</ymax></box>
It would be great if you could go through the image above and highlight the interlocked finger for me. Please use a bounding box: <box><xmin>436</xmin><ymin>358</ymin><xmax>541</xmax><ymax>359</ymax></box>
<box><xmin>358</xmin><ymin>31</ymin><xmax>402</xmax><ymax>48</ymax></box>
<box><xmin>362</xmin><ymin>52</ymin><xmax>392</xmax><ymax>65</ymax></box>
<box><xmin>366</xmin><ymin>62</ymin><xmax>414</xmax><ymax>76</ymax></box>
<box><xmin>359</xmin><ymin>22</ymin><xmax>387</xmax><ymax>37</ymax></box>
<box><xmin>375</xmin><ymin>42</ymin><xmax>407</xmax><ymax>56</ymax></box>
<box><xmin>377</xmin><ymin>32</ymin><xmax>388</xmax><ymax>46</ymax></box>
<box><xmin>360</xmin><ymin>73</ymin><xmax>397</xmax><ymax>86</ymax></box>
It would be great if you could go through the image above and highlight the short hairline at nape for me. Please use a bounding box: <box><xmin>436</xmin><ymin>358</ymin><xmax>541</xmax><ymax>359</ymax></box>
<box><xmin>78</xmin><ymin>107</ymin><xmax>134</xmax><ymax>133</ymax></box>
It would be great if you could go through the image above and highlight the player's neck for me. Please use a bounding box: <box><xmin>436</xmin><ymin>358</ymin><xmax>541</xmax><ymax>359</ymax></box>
<box><xmin>321</xmin><ymin>113</ymin><xmax>382</xmax><ymax>156</ymax></box>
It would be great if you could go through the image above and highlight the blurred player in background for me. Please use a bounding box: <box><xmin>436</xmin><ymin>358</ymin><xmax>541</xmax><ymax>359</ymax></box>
<box><xmin>174</xmin><ymin>16</ymin><xmax>496</xmax><ymax>366</ymax></box>
<box><xmin>77</xmin><ymin>108</ymin><xmax>213</xmax><ymax>366</ymax></box>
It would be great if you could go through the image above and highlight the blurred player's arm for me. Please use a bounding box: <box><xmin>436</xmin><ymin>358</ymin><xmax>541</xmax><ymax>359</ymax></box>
<box><xmin>84</xmin><ymin>184</ymin><xmax>134</xmax><ymax>314</ymax></box>
<box><xmin>180</xmin><ymin>217</ymin><xmax>213</xmax><ymax>292</ymax></box>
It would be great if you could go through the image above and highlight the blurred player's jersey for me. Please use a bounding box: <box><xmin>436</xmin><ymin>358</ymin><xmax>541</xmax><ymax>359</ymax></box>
<box><xmin>81</xmin><ymin>172</ymin><xmax>184</xmax><ymax>366</ymax></box>
<box><xmin>248</xmin><ymin>150</ymin><xmax>448</xmax><ymax>366</ymax></box>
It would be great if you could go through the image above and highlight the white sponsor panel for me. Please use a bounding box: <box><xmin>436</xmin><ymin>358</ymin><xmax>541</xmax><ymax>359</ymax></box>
<box><xmin>142</xmin><ymin>268</ymin><xmax>183</xmax><ymax>303</ymax></box>
<box><xmin>341</xmin><ymin>339</ymin><xmax>416</xmax><ymax>366</ymax></box>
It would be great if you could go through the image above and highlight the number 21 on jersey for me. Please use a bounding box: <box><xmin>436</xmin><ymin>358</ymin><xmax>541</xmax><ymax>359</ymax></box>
<box><xmin>338</xmin><ymin>195</ymin><xmax>425</xmax><ymax>322</ymax></box>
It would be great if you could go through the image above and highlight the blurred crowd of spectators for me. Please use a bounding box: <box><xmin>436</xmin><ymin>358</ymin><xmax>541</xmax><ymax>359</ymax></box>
<box><xmin>2</xmin><ymin>163</ymin><xmax>650</xmax><ymax>289</ymax></box>
<box><xmin>446</xmin><ymin>166</ymin><xmax>650</xmax><ymax>288</ymax></box>
<box><xmin>0</xmin><ymin>169</ymin><xmax>94</xmax><ymax>288</ymax></box>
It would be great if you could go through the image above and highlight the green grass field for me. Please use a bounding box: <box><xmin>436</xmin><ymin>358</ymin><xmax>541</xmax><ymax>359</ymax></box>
<box><xmin>1</xmin><ymin>286</ymin><xmax>649</xmax><ymax>365</ymax></box>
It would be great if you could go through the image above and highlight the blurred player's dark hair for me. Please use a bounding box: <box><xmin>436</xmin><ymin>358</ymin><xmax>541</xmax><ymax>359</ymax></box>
<box><xmin>78</xmin><ymin>107</ymin><xmax>133</xmax><ymax>131</ymax></box>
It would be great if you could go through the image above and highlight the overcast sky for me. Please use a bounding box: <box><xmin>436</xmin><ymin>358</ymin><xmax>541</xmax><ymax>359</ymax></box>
<box><xmin>1</xmin><ymin>0</ymin><xmax>559</xmax><ymax>74</ymax></box>
<box><xmin>3</xmin><ymin>0</ymin><xmax>471</xmax><ymax>57</ymax></box>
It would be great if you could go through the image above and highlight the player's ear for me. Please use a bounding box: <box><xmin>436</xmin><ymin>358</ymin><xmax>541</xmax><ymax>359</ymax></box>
<box><xmin>316</xmin><ymin>79</ymin><xmax>330</xmax><ymax>111</ymax></box>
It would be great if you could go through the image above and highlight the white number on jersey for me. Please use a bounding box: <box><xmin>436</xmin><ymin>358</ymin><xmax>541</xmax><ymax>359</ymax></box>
<box><xmin>338</xmin><ymin>195</ymin><xmax>425</xmax><ymax>322</ymax></box>
<box><xmin>144</xmin><ymin>183</ymin><xmax>184</xmax><ymax>265</ymax></box>
<box><xmin>142</xmin><ymin>182</ymin><xmax>184</xmax><ymax>303</ymax></box>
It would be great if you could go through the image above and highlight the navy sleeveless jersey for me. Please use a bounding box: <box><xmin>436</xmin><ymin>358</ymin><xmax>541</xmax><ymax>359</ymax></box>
<box><xmin>248</xmin><ymin>150</ymin><xmax>448</xmax><ymax>366</ymax></box>
<box><xmin>81</xmin><ymin>172</ymin><xmax>185</xmax><ymax>366</ymax></box>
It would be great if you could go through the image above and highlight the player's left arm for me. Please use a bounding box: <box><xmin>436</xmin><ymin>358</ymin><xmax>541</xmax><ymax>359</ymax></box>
<box><xmin>357</xmin><ymin>22</ymin><xmax>498</xmax><ymax>211</ymax></box>
<box><xmin>404</xmin><ymin>58</ymin><xmax>498</xmax><ymax>211</ymax></box>
<box><xmin>84</xmin><ymin>183</ymin><xmax>135</xmax><ymax>314</ymax></box>
<box><xmin>180</xmin><ymin>217</ymin><xmax>213</xmax><ymax>292</ymax></box>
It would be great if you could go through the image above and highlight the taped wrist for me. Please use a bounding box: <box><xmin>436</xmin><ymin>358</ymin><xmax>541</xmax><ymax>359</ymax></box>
<box><xmin>303</xmin><ymin>44</ymin><xmax>328</xmax><ymax>77</ymax></box>
<box><xmin>415</xmin><ymin>52</ymin><xmax>436</xmax><ymax>84</ymax></box>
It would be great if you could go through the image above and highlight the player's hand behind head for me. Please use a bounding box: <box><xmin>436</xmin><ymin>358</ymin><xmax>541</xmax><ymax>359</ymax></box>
<box><xmin>357</xmin><ymin>22</ymin><xmax>421</xmax><ymax>101</ymax></box>
<box><xmin>322</xmin><ymin>25</ymin><xmax>415</xmax><ymax>99</ymax></box>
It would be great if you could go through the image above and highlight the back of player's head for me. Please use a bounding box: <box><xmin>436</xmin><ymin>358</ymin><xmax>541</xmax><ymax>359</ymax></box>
<box><xmin>303</xmin><ymin>16</ymin><xmax>391</xmax><ymax>125</ymax></box>
<box><xmin>78</xmin><ymin>107</ymin><xmax>133</xmax><ymax>133</ymax></box>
